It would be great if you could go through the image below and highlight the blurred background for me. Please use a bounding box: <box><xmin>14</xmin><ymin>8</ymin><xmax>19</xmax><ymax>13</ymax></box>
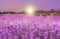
<box><xmin>0</xmin><ymin>0</ymin><xmax>60</xmax><ymax>16</ymax></box>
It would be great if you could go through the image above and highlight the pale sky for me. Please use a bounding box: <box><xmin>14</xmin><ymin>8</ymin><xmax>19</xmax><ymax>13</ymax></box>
<box><xmin>0</xmin><ymin>0</ymin><xmax>60</xmax><ymax>12</ymax></box>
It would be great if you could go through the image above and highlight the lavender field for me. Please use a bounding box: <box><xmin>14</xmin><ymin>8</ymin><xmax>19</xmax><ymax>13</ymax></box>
<box><xmin>0</xmin><ymin>14</ymin><xmax>60</xmax><ymax>39</ymax></box>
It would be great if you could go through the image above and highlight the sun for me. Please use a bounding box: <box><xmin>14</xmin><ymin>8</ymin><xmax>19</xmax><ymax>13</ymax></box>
<box><xmin>27</xmin><ymin>8</ymin><xmax>34</xmax><ymax>14</ymax></box>
<box><xmin>25</xmin><ymin>6</ymin><xmax>36</xmax><ymax>16</ymax></box>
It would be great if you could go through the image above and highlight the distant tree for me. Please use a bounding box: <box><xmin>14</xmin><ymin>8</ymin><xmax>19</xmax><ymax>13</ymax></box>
<box><xmin>0</xmin><ymin>12</ymin><xmax>2</xmax><ymax>14</ymax></box>
<box><xmin>50</xmin><ymin>9</ymin><xmax>56</xmax><ymax>12</ymax></box>
<box><xmin>3</xmin><ymin>11</ymin><xmax>7</xmax><ymax>14</ymax></box>
<box><xmin>9</xmin><ymin>11</ymin><xmax>16</xmax><ymax>14</ymax></box>
<box><xmin>40</xmin><ymin>10</ymin><xmax>44</xmax><ymax>13</ymax></box>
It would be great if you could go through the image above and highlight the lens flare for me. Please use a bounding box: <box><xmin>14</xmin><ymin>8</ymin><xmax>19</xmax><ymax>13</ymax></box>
<box><xmin>25</xmin><ymin>6</ymin><xmax>36</xmax><ymax>16</ymax></box>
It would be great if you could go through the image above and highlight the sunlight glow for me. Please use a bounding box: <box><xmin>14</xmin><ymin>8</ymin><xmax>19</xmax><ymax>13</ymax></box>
<box><xmin>25</xmin><ymin>6</ymin><xmax>36</xmax><ymax>16</ymax></box>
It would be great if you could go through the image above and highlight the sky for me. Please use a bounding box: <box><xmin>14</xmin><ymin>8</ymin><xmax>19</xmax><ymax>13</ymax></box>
<box><xmin>0</xmin><ymin>0</ymin><xmax>60</xmax><ymax>12</ymax></box>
